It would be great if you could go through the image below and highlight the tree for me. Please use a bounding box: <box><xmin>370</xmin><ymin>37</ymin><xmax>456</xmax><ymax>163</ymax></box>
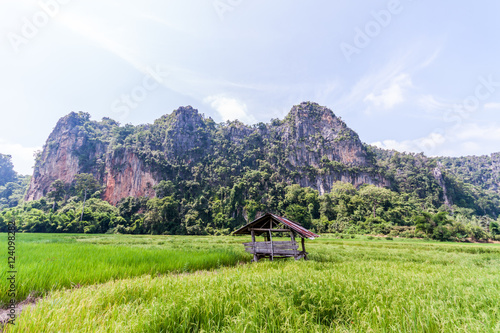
<box><xmin>415</xmin><ymin>211</ymin><xmax>452</xmax><ymax>240</ymax></box>
<box><xmin>358</xmin><ymin>185</ymin><xmax>394</xmax><ymax>218</ymax></box>
<box><xmin>490</xmin><ymin>220</ymin><xmax>500</xmax><ymax>235</ymax></box>
<box><xmin>74</xmin><ymin>174</ymin><xmax>100</xmax><ymax>221</ymax></box>
<box><xmin>0</xmin><ymin>154</ymin><xmax>17</xmax><ymax>186</ymax></box>
<box><xmin>285</xmin><ymin>204</ymin><xmax>311</xmax><ymax>229</ymax></box>
<box><xmin>154</xmin><ymin>180</ymin><xmax>176</xmax><ymax>199</ymax></box>
<box><xmin>47</xmin><ymin>180</ymin><xmax>66</xmax><ymax>211</ymax></box>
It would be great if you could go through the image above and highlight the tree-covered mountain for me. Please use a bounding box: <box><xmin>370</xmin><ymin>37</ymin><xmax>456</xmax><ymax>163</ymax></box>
<box><xmin>25</xmin><ymin>102</ymin><xmax>387</xmax><ymax>205</ymax></box>
<box><xmin>435</xmin><ymin>154</ymin><xmax>500</xmax><ymax>193</ymax></box>
<box><xmin>1</xmin><ymin>102</ymin><xmax>499</xmax><ymax>239</ymax></box>
<box><xmin>373</xmin><ymin>148</ymin><xmax>500</xmax><ymax>217</ymax></box>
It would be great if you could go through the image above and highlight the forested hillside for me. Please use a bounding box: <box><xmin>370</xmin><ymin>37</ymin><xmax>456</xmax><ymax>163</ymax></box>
<box><xmin>0</xmin><ymin>154</ymin><xmax>30</xmax><ymax>210</ymax></box>
<box><xmin>435</xmin><ymin>153</ymin><xmax>500</xmax><ymax>193</ymax></box>
<box><xmin>1</xmin><ymin>102</ymin><xmax>499</xmax><ymax>240</ymax></box>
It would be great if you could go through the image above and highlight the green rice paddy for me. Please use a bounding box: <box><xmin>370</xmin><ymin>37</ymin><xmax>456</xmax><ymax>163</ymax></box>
<box><xmin>2</xmin><ymin>234</ymin><xmax>500</xmax><ymax>332</ymax></box>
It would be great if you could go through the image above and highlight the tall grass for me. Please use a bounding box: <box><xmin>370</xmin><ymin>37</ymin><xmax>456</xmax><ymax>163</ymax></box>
<box><xmin>0</xmin><ymin>234</ymin><xmax>248</xmax><ymax>306</ymax></box>
<box><xmin>8</xmin><ymin>260</ymin><xmax>500</xmax><ymax>332</ymax></box>
<box><xmin>5</xmin><ymin>235</ymin><xmax>500</xmax><ymax>332</ymax></box>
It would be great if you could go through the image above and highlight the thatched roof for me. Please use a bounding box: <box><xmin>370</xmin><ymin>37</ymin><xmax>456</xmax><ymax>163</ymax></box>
<box><xmin>232</xmin><ymin>213</ymin><xmax>319</xmax><ymax>240</ymax></box>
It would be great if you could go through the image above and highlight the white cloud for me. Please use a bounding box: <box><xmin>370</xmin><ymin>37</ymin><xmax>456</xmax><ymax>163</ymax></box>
<box><xmin>364</xmin><ymin>73</ymin><xmax>412</xmax><ymax>110</ymax></box>
<box><xmin>484</xmin><ymin>102</ymin><xmax>500</xmax><ymax>110</ymax></box>
<box><xmin>371</xmin><ymin>122</ymin><xmax>500</xmax><ymax>157</ymax></box>
<box><xmin>454</xmin><ymin>123</ymin><xmax>500</xmax><ymax>141</ymax></box>
<box><xmin>0</xmin><ymin>139</ymin><xmax>40</xmax><ymax>175</ymax></box>
<box><xmin>418</xmin><ymin>94</ymin><xmax>454</xmax><ymax>112</ymax></box>
<box><xmin>204</xmin><ymin>95</ymin><xmax>257</xmax><ymax>124</ymax></box>
<box><xmin>372</xmin><ymin>132</ymin><xmax>445</xmax><ymax>154</ymax></box>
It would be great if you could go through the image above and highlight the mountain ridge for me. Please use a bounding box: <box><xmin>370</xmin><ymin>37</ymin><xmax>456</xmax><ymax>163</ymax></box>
<box><xmin>25</xmin><ymin>102</ymin><xmax>388</xmax><ymax>205</ymax></box>
<box><xmin>20</xmin><ymin>102</ymin><xmax>500</xmax><ymax>226</ymax></box>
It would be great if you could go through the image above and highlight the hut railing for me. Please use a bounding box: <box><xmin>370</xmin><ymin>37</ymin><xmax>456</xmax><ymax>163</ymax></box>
<box><xmin>243</xmin><ymin>241</ymin><xmax>300</xmax><ymax>256</ymax></box>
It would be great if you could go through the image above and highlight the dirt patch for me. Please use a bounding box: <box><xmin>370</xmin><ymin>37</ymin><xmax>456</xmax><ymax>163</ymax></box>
<box><xmin>0</xmin><ymin>295</ymin><xmax>40</xmax><ymax>329</ymax></box>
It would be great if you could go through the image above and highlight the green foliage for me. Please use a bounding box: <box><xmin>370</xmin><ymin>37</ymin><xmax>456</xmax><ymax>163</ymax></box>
<box><xmin>5</xmin><ymin>106</ymin><xmax>499</xmax><ymax>239</ymax></box>
<box><xmin>373</xmin><ymin>147</ymin><xmax>500</xmax><ymax>218</ymax></box>
<box><xmin>0</xmin><ymin>175</ymin><xmax>30</xmax><ymax>210</ymax></box>
<box><xmin>74</xmin><ymin>173</ymin><xmax>100</xmax><ymax>200</ymax></box>
<box><xmin>490</xmin><ymin>220</ymin><xmax>500</xmax><ymax>235</ymax></box>
<box><xmin>0</xmin><ymin>153</ymin><xmax>30</xmax><ymax>210</ymax></box>
<box><xmin>0</xmin><ymin>153</ymin><xmax>17</xmax><ymax>186</ymax></box>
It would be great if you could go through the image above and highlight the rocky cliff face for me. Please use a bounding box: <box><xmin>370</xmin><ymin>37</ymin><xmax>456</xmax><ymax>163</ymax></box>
<box><xmin>25</xmin><ymin>112</ymin><xmax>158</xmax><ymax>204</ymax></box>
<box><xmin>102</xmin><ymin>150</ymin><xmax>157</xmax><ymax>205</ymax></box>
<box><xmin>280</xmin><ymin>103</ymin><xmax>369</xmax><ymax>167</ymax></box>
<box><xmin>275</xmin><ymin>102</ymin><xmax>387</xmax><ymax>193</ymax></box>
<box><xmin>25</xmin><ymin>113</ymin><xmax>90</xmax><ymax>201</ymax></box>
<box><xmin>433</xmin><ymin>162</ymin><xmax>452</xmax><ymax>208</ymax></box>
<box><xmin>25</xmin><ymin>102</ymin><xmax>389</xmax><ymax>204</ymax></box>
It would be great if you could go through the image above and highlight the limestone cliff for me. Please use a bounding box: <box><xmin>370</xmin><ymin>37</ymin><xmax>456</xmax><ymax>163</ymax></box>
<box><xmin>102</xmin><ymin>150</ymin><xmax>156</xmax><ymax>205</ymax></box>
<box><xmin>25</xmin><ymin>112</ymin><xmax>158</xmax><ymax>204</ymax></box>
<box><xmin>25</xmin><ymin>103</ymin><xmax>389</xmax><ymax>205</ymax></box>
<box><xmin>276</xmin><ymin>102</ymin><xmax>388</xmax><ymax>194</ymax></box>
<box><xmin>26</xmin><ymin>113</ymin><xmax>89</xmax><ymax>201</ymax></box>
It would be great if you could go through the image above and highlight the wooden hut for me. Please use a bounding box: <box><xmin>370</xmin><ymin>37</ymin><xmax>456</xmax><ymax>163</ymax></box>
<box><xmin>232</xmin><ymin>213</ymin><xmax>319</xmax><ymax>262</ymax></box>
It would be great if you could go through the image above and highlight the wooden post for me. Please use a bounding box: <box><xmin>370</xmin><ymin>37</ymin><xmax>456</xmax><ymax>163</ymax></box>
<box><xmin>251</xmin><ymin>230</ymin><xmax>258</xmax><ymax>262</ymax></box>
<box><xmin>301</xmin><ymin>237</ymin><xmax>307</xmax><ymax>260</ymax></box>
<box><xmin>269</xmin><ymin>230</ymin><xmax>274</xmax><ymax>261</ymax></box>
<box><xmin>290</xmin><ymin>231</ymin><xmax>298</xmax><ymax>259</ymax></box>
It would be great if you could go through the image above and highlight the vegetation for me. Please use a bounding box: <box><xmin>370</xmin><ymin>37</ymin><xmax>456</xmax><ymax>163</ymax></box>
<box><xmin>4</xmin><ymin>234</ymin><xmax>500</xmax><ymax>332</ymax></box>
<box><xmin>435</xmin><ymin>153</ymin><xmax>500</xmax><ymax>193</ymax></box>
<box><xmin>0</xmin><ymin>154</ymin><xmax>30</xmax><ymax>210</ymax></box>
<box><xmin>1</xmin><ymin>105</ymin><xmax>499</xmax><ymax>240</ymax></box>
<box><xmin>2</xmin><ymin>177</ymin><xmax>498</xmax><ymax>241</ymax></box>
<box><xmin>0</xmin><ymin>234</ymin><xmax>247</xmax><ymax>307</ymax></box>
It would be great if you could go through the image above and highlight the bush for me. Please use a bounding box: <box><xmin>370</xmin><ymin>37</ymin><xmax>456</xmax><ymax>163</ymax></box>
<box><xmin>389</xmin><ymin>230</ymin><xmax>400</xmax><ymax>237</ymax></box>
<box><xmin>386</xmin><ymin>236</ymin><xmax>393</xmax><ymax>241</ymax></box>
<box><xmin>414</xmin><ymin>231</ymin><xmax>426</xmax><ymax>239</ymax></box>
<box><xmin>470</xmin><ymin>225</ymin><xmax>489</xmax><ymax>241</ymax></box>
<box><xmin>367</xmin><ymin>236</ymin><xmax>374</xmax><ymax>240</ymax></box>
<box><xmin>432</xmin><ymin>225</ymin><xmax>452</xmax><ymax>241</ymax></box>
<box><xmin>400</xmin><ymin>230</ymin><xmax>414</xmax><ymax>238</ymax></box>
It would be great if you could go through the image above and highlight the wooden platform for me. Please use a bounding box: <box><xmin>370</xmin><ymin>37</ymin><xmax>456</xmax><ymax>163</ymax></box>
<box><xmin>243</xmin><ymin>241</ymin><xmax>307</xmax><ymax>261</ymax></box>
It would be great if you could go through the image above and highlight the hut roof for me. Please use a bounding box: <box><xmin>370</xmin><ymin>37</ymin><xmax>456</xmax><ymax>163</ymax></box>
<box><xmin>232</xmin><ymin>213</ymin><xmax>319</xmax><ymax>240</ymax></box>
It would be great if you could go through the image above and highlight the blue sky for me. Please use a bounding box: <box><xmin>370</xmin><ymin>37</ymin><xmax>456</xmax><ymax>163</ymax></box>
<box><xmin>1</xmin><ymin>0</ymin><xmax>500</xmax><ymax>174</ymax></box>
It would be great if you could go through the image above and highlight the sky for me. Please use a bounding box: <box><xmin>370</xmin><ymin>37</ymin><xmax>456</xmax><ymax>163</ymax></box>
<box><xmin>1</xmin><ymin>0</ymin><xmax>500</xmax><ymax>175</ymax></box>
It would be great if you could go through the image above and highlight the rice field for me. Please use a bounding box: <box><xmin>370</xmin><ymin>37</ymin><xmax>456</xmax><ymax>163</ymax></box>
<box><xmin>2</xmin><ymin>234</ymin><xmax>500</xmax><ymax>332</ymax></box>
<box><xmin>0</xmin><ymin>234</ymin><xmax>248</xmax><ymax>307</ymax></box>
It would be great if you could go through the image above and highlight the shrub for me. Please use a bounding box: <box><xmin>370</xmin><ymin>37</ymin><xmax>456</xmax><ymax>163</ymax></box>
<box><xmin>400</xmin><ymin>230</ymin><xmax>414</xmax><ymax>238</ymax></box>
<box><xmin>389</xmin><ymin>230</ymin><xmax>400</xmax><ymax>237</ymax></box>
<box><xmin>386</xmin><ymin>236</ymin><xmax>393</xmax><ymax>241</ymax></box>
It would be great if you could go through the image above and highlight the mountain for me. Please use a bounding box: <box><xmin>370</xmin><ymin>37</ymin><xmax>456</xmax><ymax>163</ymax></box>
<box><xmin>25</xmin><ymin>102</ymin><xmax>388</xmax><ymax>205</ymax></box>
<box><xmin>1</xmin><ymin>101</ymin><xmax>497</xmax><ymax>237</ymax></box>
<box><xmin>435</xmin><ymin>154</ymin><xmax>500</xmax><ymax>193</ymax></box>
<box><xmin>15</xmin><ymin>101</ymin><xmax>499</xmax><ymax>236</ymax></box>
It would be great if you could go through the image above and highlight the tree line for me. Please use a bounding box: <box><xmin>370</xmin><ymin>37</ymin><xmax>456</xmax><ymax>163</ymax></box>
<box><xmin>1</xmin><ymin>172</ymin><xmax>498</xmax><ymax>242</ymax></box>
